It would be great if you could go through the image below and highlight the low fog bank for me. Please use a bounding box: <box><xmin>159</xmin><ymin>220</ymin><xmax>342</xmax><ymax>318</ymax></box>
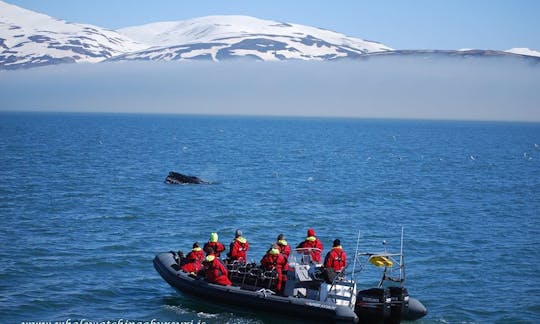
<box><xmin>1</xmin><ymin>57</ymin><xmax>539</xmax><ymax>122</ymax></box>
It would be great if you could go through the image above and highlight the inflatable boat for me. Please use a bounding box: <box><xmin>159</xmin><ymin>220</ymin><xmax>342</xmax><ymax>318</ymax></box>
<box><xmin>154</xmin><ymin>231</ymin><xmax>427</xmax><ymax>323</ymax></box>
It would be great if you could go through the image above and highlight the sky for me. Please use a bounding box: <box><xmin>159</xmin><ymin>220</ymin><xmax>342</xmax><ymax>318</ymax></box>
<box><xmin>5</xmin><ymin>0</ymin><xmax>540</xmax><ymax>51</ymax></box>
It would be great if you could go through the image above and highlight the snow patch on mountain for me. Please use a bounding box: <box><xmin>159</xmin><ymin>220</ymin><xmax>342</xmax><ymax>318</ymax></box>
<box><xmin>118</xmin><ymin>15</ymin><xmax>390</xmax><ymax>50</ymax></box>
<box><xmin>0</xmin><ymin>0</ymin><xmax>145</xmax><ymax>69</ymax></box>
<box><xmin>505</xmin><ymin>47</ymin><xmax>540</xmax><ymax>58</ymax></box>
<box><xmin>2</xmin><ymin>0</ymin><xmax>539</xmax><ymax>70</ymax></box>
<box><xmin>114</xmin><ymin>15</ymin><xmax>392</xmax><ymax>62</ymax></box>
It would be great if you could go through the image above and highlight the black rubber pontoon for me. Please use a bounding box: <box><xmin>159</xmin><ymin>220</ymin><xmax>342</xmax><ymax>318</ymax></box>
<box><xmin>153</xmin><ymin>252</ymin><xmax>358</xmax><ymax>323</ymax></box>
<box><xmin>154</xmin><ymin>230</ymin><xmax>427</xmax><ymax>323</ymax></box>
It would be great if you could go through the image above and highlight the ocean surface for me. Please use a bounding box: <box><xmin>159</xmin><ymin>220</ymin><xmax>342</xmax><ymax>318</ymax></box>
<box><xmin>1</xmin><ymin>112</ymin><xmax>539</xmax><ymax>324</ymax></box>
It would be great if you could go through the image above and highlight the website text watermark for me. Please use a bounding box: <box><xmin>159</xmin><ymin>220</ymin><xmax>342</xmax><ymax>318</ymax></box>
<box><xmin>21</xmin><ymin>319</ymin><xmax>206</xmax><ymax>324</ymax></box>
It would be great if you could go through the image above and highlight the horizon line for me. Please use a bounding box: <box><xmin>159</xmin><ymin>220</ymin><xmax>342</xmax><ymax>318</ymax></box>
<box><xmin>1</xmin><ymin>110</ymin><xmax>539</xmax><ymax>125</ymax></box>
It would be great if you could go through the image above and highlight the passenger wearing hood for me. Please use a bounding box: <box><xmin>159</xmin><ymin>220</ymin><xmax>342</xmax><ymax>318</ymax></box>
<box><xmin>203</xmin><ymin>232</ymin><xmax>225</xmax><ymax>258</ymax></box>
<box><xmin>260</xmin><ymin>244</ymin><xmax>288</xmax><ymax>292</ymax></box>
<box><xmin>203</xmin><ymin>247</ymin><xmax>232</xmax><ymax>286</ymax></box>
<box><xmin>296</xmin><ymin>228</ymin><xmax>324</xmax><ymax>263</ymax></box>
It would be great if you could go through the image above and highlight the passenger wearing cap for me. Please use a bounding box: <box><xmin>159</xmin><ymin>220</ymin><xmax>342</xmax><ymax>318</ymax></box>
<box><xmin>181</xmin><ymin>242</ymin><xmax>205</xmax><ymax>274</ymax></box>
<box><xmin>260</xmin><ymin>244</ymin><xmax>288</xmax><ymax>292</ymax></box>
<box><xmin>324</xmin><ymin>239</ymin><xmax>347</xmax><ymax>272</ymax></box>
<box><xmin>203</xmin><ymin>232</ymin><xmax>225</xmax><ymax>257</ymax></box>
<box><xmin>202</xmin><ymin>247</ymin><xmax>232</xmax><ymax>286</ymax></box>
<box><xmin>296</xmin><ymin>228</ymin><xmax>324</xmax><ymax>263</ymax></box>
<box><xmin>228</xmin><ymin>229</ymin><xmax>250</xmax><ymax>262</ymax></box>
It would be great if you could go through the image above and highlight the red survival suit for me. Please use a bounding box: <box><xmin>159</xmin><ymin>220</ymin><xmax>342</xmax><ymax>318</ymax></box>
<box><xmin>260</xmin><ymin>248</ymin><xmax>288</xmax><ymax>292</ymax></box>
<box><xmin>181</xmin><ymin>247</ymin><xmax>205</xmax><ymax>273</ymax></box>
<box><xmin>203</xmin><ymin>241</ymin><xmax>225</xmax><ymax>258</ymax></box>
<box><xmin>324</xmin><ymin>246</ymin><xmax>347</xmax><ymax>272</ymax></box>
<box><xmin>228</xmin><ymin>236</ymin><xmax>249</xmax><ymax>262</ymax></box>
<box><xmin>277</xmin><ymin>239</ymin><xmax>291</xmax><ymax>259</ymax></box>
<box><xmin>296</xmin><ymin>228</ymin><xmax>324</xmax><ymax>263</ymax></box>
<box><xmin>203</xmin><ymin>255</ymin><xmax>232</xmax><ymax>286</ymax></box>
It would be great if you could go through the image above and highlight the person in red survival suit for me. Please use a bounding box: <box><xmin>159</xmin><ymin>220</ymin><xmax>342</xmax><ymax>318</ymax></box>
<box><xmin>203</xmin><ymin>232</ymin><xmax>225</xmax><ymax>257</ymax></box>
<box><xmin>296</xmin><ymin>228</ymin><xmax>324</xmax><ymax>263</ymax></box>
<box><xmin>202</xmin><ymin>247</ymin><xmax>232</xmax><ymax>286</ymax></box>
<box><xmin>276</xmin><ymin>233</ymin><xmax>291</xmax><ymax>260</ymax></box>
<box><xmin>181</xmin><ymin>242</ymin><xmax>205</xmax><ymax>274</ymax></box>
<box><xmin>324</xmin><ymin>239</ymin><xmax>347</xmax><ymax>273</ymax></box>
<box><xmin>228</xmin><ymin>229</ymin><xmax>249</xmax><ymax>262</ymax></box>
<box><xmin>260</xmin><ymin>244</ymin><xmax>288</xmax><ymax>293</ymax></box>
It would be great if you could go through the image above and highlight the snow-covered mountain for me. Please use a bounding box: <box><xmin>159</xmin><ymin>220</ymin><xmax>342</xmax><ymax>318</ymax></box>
<box><xmin>505</xmin><ymin>47</ymin><xmax>540</xmax><ymax>58</ymax></box>
<box><xmin>0</xmin><ymin>1</ymin><xmax>392</xmax><ymax>69</ymax></box>
<box><xmin>1</xmin><ymin>0</ymin><xmax>539</xmax><ymax>70</ymax></box>
<box><xmin>113</xmin><ymin>15</ymin><xmax>392</xmax><ymax>62</ymax></box>
<box><xmin>362</xmin><ymin>49</ymin><xmax>540</xmax><ymax>60</ymax></box>
<box><xmin>0</xmin><ymin>0</ymin><xmax>145</xmax><ymax>69</ymax></box>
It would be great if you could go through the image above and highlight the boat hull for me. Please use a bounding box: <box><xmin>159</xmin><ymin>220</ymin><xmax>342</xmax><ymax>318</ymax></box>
<box><xmin>153</xmin><ymin>252</ymin><xmax>358</xmax><ymax>323</ymax></box>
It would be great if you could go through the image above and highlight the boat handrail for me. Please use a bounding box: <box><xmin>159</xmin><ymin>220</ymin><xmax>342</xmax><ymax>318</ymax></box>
<box><xmin>357</xmin><ymin>252</ymin><xmax>401</xmax><ymax>257</ymax></box>
<box><xmin>352</xmin><ymin>228</ymin><xmax>407</xmax><ymax>288</ymax></box>
<box><xmin>294</xmin><ymin>247</ymin><xmax>323</xmax><ymax>253</ymax></box>
<box><xmin>324</xmin><ymin>265</ymin><xmax>356</xmax><ymax>307</ymax></box>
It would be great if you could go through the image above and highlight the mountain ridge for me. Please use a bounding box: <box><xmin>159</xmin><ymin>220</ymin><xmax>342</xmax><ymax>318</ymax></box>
<box><xmin>1</xmin><ymin>1</ymin><xmax>539</xmax><ymax>70</ymax></box>
<box><xmin>0</xmin><ymin>0</ymin><xmax>146</xmax><ymax>69</ymax></box>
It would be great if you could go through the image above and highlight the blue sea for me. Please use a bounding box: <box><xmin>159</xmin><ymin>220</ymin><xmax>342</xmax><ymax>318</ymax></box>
<box><xmin>1</xmin><ymin>112</ymin><xmax>539</xmax><ymax>324</ymax></box>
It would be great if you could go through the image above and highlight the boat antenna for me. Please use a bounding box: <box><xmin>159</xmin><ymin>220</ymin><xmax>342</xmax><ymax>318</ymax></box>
<box><xmin>400</xmin><ymin>225</ymin><xmax>404</xmax><ymax>283</ymax></box>
<box><xmin>352</xmin><ymin>229</ymin><xmax>361</xmax><ymax>279</ymax></box>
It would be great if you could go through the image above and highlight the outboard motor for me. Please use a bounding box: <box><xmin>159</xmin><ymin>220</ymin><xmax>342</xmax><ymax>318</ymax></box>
<box><xmin>355</xmin><ymin>288</ymin><xmax>391</xmax><ymax>324</ymax></box>
<box><xmin>387</xmin><ymin>287</ymin><xmax>409</xmax><ymax>323</ymax></box>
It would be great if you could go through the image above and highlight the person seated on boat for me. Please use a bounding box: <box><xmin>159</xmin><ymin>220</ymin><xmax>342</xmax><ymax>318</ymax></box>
<box><xmin>181</xmin><ymin>242</ymin><xmax>205</xmax><ymax>274</ymax></box>
<box><xmin>260</xmin><ymin>244</ymin><xmax>288</xmax><ymax>293</ymax></box>
<box><xmin>202</xmin><ymin>247</ymin><xmax>232</xmax><ymax>286</ymax></box>
<box><xmin>324</xmin><ymin>239</ymin><xmax>347</xmax><ymax>280</ymax></box>
<box><xmin>227</xmin><ymin>229</ymin><xmax>249</xmax><ymax>263</ymax></box>
<box><xmin>203</xmin><ymin>232</ymin><xmax>225</xmax><ymax>258</ymax></box>
<box><xmin>276</xmin><ymin>233</ymin><xmax>291</xmax><ymax>260</ymax></box>
<box><xmin>296</xmin><ymin>228</ymin><xmax>324</xmax><ymax>263</ymax></box>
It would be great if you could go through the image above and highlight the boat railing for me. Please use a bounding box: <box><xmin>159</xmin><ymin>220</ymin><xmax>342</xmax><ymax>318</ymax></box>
<box><xmin>323</xmin><ymin>265</ymin><xmax>357</xmax><ymax>307</ymax></box>
<box><xmin>355</xmin><ymin>251</ymin><xmax>405</xmax><ymax>288</ymax></box>
<box><xmin>226</xmin><ymin>261</ymin><xmax>279</xmax><ymax>291</ymax></box>
<box><xmin>292</xmin><ymin>247</ymin><xmax>323</xmax><ymax>265</ymax></box>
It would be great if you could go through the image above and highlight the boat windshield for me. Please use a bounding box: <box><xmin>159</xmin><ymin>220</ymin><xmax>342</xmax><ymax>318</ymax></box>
<box><xmin>290</xmin><ymin>247</ymin><xmax>323</xmax><ymax>265</ymax></box>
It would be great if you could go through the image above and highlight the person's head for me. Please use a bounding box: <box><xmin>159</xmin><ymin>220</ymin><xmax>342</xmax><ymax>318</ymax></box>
<box><xmin>277</xmin><ymin>233</ymin><xmax>287</xmax><ymax>246</ymax></box>
<box><xmin>193</xmin><ymin>242</ymin><xmax>200</xmax><ymax>249</ymax></box>
<box><xmin>206</xmin><ymin>246</ymin><xmax>215</xmax><ymax>255</ymax></box>
<box><xmin>307</xmin><ymin>228</ymin><xmax>316</xmax><ymax>237</ymax></box>
<box><xmin>235</xmin><ymin>229</ymin><xmax>242</xmax><ymax>238</ymax></box>
<box><xmin>269</xmin><ymin>244</ymin><xmax>280</xmax><ymax>255</ymax></box>
<box><xmin>333</xmin><ymin>239</ymin><xmax>341</xmax><ymax>247</ymax></box>
<box><xmin>209</xmin><ymin>232</ymin><xmax>218</xmax><ymax>242</ymax></box>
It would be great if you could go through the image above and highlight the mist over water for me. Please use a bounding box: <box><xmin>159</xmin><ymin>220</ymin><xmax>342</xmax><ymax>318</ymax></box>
<box><xmin>1</xmin><ymin>57</ymin><xmax>539</xmax><ymax>121</ymax></box>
